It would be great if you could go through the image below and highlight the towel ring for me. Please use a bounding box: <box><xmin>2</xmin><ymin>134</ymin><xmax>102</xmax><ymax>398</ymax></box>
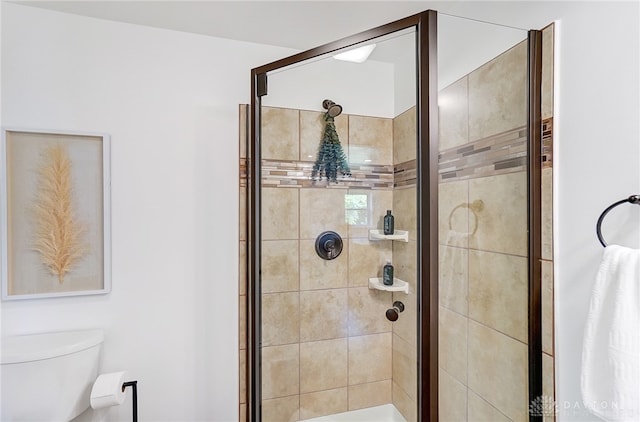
<box><xmin>596</xmin><ymin>194</ymin><xmax>640</xmax><ymax>247</ymax></box>
<box><xmin>448</xmin><ymin>200</ymin><xmax>484</xmax><ymax>236</ymax></box>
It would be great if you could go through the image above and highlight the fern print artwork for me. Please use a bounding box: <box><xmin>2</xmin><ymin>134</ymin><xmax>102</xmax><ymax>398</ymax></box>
<box><xmin>32</xmin><ymin>144</ymin><xmax>86</xmax><ymax>283</ymax></box>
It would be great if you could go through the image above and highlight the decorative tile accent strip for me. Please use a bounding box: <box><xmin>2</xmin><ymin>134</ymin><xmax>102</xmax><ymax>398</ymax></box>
<box><xmin>438</xmin><ymin>125</ymin><xmax>528</xmax><ymax>182</ymax></box>
<box><xmin>542</xmin><ymin>117</ymin><xmax>553</xmax><ymax>169</ymax></box>
<box><xmin>261</xmin><ymin>160</ymin><xmax>394</xmax><ymax>189</ymax></box>
<box><xmin>240</xmin><ymin>159</ymin><xmax>247</xmax><ymax>187</ymax></box>
<box><xmin>242</xmin><ymin>119</ymin><xmax>553</xmax><ymax>188</ymax></box>
<box><xmin>394</xmin><ymin>159</ymin><xmax>417</xmax><ymax>188</ymax></box>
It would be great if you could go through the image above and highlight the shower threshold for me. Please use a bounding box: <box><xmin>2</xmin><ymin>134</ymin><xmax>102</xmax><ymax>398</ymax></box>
<box><xmin>299</xmin><ymin>404</ymin><xmax>407</xmax><ymax>422</ymax></box>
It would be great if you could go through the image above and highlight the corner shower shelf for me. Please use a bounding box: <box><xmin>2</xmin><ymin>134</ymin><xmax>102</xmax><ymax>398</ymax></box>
<box><xmin>368</xmin><ymin>277</ymin><xmax>410</xmax><ymax>294</ymax></box>
<box><xmin>368</xmin><ymin>229</ymin><xmax>409</xmax><ymax>242</ymax></box>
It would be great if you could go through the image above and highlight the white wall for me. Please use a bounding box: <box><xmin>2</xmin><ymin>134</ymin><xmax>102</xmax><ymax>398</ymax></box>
<box><xmin>264</xmin><ymin>57</ymin><xmax>395</xmax><ymax>118</ymax></box>
<box><xmin>551</xmin><ymin>3</ymin><xmax>640</xmax><ymax>420</ymax></box>
<box><xmin>0</xmin><ymin>3</ymin><xmax>293</xmax><ymax>421</ymax></box>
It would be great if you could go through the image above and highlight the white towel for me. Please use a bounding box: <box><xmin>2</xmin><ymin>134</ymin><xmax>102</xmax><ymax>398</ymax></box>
<box><xmin>439</xmin><ymin>231</ymin><xmax>468</xmax><ymax>314</ymax></box>
<box><xmin>581</xmin><ymin>245</ymin><xmax>640</xmax><ymax>421</ymax></box>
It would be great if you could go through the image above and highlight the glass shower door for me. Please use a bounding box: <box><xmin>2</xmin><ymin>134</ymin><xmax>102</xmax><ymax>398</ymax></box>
<box><xmin>253</xmin><ymin>26</ymin><xmax>420</xmax><ymax>422</ymax></box>
<box><xmin>436</xmin><ymin>14</ymin><xmax>540</xmax><ymax>422</ymax></box>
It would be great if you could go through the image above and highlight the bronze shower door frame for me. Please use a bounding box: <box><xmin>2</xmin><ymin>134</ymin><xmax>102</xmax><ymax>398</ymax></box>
<box><xmin>247</xmin><ymin>10</ymin><xmax>543</xmax><ymax>422</ymax></box>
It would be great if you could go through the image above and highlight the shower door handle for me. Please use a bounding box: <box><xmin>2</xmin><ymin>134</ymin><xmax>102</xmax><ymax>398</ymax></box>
<box><xmin>386</xmin><ymin>301</ymin><xmax>405</xmax><ymax>322</ymax></box>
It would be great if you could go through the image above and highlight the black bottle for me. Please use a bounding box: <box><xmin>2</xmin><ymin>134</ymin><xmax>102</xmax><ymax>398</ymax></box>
<box><xmin>383</xmin><ymin>210</ymin><xmax>394</xmax><ymax>235</ymax></box>
<box><xmin>383</xmin><ymin>260</ymin><xmax>394</xmax><ymax>286</ymax></box>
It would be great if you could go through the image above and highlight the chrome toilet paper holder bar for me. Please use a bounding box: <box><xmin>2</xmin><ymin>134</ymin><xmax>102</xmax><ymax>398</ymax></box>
<box><xmin>122</xmin><ymin>381</ymin><xmax>138</xmax><ymax>422</ymax></box>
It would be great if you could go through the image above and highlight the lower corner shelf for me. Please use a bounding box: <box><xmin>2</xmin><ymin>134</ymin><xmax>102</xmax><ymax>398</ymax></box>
<box><xmin>368</xmin><ymin>277</ymin><xmax>409</xmax><ymax>294</ymax></box>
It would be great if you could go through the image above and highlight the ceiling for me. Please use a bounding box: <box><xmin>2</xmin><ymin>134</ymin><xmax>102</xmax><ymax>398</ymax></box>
<box><xmin>8</xmin><ymin>1</ymin><xmax>544</xmax><ymax>51</ymax></box>
<box><xmin>8</xmin><ymin>0</ymin><xmax>554</xmax><ymax>90</ymax></box>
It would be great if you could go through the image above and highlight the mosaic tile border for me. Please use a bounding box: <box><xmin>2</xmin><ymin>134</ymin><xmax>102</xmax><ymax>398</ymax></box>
<box><xmin>438</xmin><ymin>117</ymin><xmax>553</xmax><ymax>182</ymax></box>
<box><xmin>261</xmin><ymin>160</ymin><xmax>394</xmax><ymax>189</ymax></box>
<box><xmin>394</xmin><ymin>159</ymin><xmax>417</xmax><ymax>188</ymax></box>
<box><xmin>542</xmin><ymin>117</ymin><xmax>553</xmax><ymax>169</ymax></box>
<box><xmin>439</xmin><ymin>125</ymin><xmax>528</xmax><ymax>183</ymax></box>
<box><xmin>240</xmin><ymin>159</ymin><xmax>247</xmax><ymax>187</ymax></box>
<box><xmin>239</xmin><ymin>118</ymin><xmax>553</xmax><ymax>187</ymax></box>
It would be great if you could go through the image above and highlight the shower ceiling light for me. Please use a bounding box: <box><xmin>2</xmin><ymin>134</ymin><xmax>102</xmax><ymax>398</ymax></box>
<box><xmin>333</xmin><ymin>44</ymin><xmax>376</xmax><ymax>63</ymax></box>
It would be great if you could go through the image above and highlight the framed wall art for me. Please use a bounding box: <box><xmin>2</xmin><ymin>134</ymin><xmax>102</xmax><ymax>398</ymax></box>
<box><xmin>1</xmin><ymin>129</ymin><xmax>111</xmax><ymax>300</ymax></box>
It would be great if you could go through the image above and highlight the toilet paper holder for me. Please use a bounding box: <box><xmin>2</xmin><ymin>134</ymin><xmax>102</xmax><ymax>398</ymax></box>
<box><xmin>91</xmin><ymin>372</ymin><xmax>138</xmax><ymax>422</ymax></box>
<box><xmin>122</xmin><ymin>381</ymin><xmax>138</xmax><ymax>422</ymax></box>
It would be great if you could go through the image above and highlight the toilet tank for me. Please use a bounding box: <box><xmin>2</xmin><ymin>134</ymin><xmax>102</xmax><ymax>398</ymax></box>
<box><xmin>1</xmin><ymin>329</ymin><xmax>104</xmax><ymax>421</ymax></box>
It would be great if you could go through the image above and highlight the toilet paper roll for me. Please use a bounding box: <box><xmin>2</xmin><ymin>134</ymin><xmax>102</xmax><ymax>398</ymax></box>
<box><xmin>90</xmin><ymin>371</ymin><xmax>127</xmax><ymax>409</ymax></box>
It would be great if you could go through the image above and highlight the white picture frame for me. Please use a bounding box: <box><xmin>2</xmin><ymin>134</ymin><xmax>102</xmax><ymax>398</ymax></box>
<box><xmin>1</xmin><ymin>128</ymin><xmax>111</xmax><ymax>300</ymax></box>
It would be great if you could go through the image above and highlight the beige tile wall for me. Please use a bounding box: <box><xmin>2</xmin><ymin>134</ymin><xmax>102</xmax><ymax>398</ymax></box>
<box><xmin>468</xmin><ymin>42</ymin><xmax>528</xmax><ymax>143</ymax></box>
<box><xmin>257</xmin><ymin>106</ymin><xmax>398</xmax><ymax>421</ymax></box>
<box><xmin>541</xmin><ymin>23</ymin><xmax>556</xmax><ymax>422</ymax></box>
<box><xmin>349</xmin><ymin>115</ymin><xmax>393</xmax><ymax>165</ymax></box>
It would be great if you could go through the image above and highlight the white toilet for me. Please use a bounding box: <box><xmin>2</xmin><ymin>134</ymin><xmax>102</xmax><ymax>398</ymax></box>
<box><xmin>1</xmin><ymin>329</ymin><xmax>104</xmax><ymax>421</ymax></box>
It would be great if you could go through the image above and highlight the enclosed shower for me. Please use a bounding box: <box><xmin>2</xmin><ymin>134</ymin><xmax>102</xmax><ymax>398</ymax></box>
<box><xmin>240</xmin><ymin>9</ymin><xmax>555</xmax><ymax>422</ymax></box>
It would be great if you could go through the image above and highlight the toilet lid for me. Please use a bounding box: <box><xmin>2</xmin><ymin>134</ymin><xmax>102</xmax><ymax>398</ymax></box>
<box><xmin>1</xmin><ymin>329</ymin><xmax>103</xmax><ymax>364</ymax></box>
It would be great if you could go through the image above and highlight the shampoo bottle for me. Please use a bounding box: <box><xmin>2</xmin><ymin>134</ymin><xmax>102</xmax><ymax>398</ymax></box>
<box><xmin>383</xmin><ymin>260</ymin><xmax>394</xmax><ymax>286</ymax></box>
<box><xmin>383</xmin><ymin>210</ymin><xmax>394</xmax><ymax>235</ymax></box>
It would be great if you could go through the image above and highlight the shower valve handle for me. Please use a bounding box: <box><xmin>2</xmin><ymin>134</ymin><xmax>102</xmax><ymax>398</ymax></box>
<box><xmin>315</xmin><ymin>231</ymin><xmax>343</xmax><ymax>261</ymax></box>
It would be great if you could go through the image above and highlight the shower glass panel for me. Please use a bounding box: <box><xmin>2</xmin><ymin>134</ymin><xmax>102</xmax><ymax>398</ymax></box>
<box><xmin>258</xmin><ymin>28</ymin><xmax>419</xmax><ymax>421</ymax></box>
<box><xmin>436</xmin><ymin>14</ymin><xmax>532</xmax><ymax>421</ymax></box>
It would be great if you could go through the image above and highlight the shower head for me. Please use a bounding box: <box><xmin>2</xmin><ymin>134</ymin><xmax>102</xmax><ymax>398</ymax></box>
<box><xmin>322</xmin><ymin>99</ymin><xmax>343</xmax><ymax>117</ymax></box>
